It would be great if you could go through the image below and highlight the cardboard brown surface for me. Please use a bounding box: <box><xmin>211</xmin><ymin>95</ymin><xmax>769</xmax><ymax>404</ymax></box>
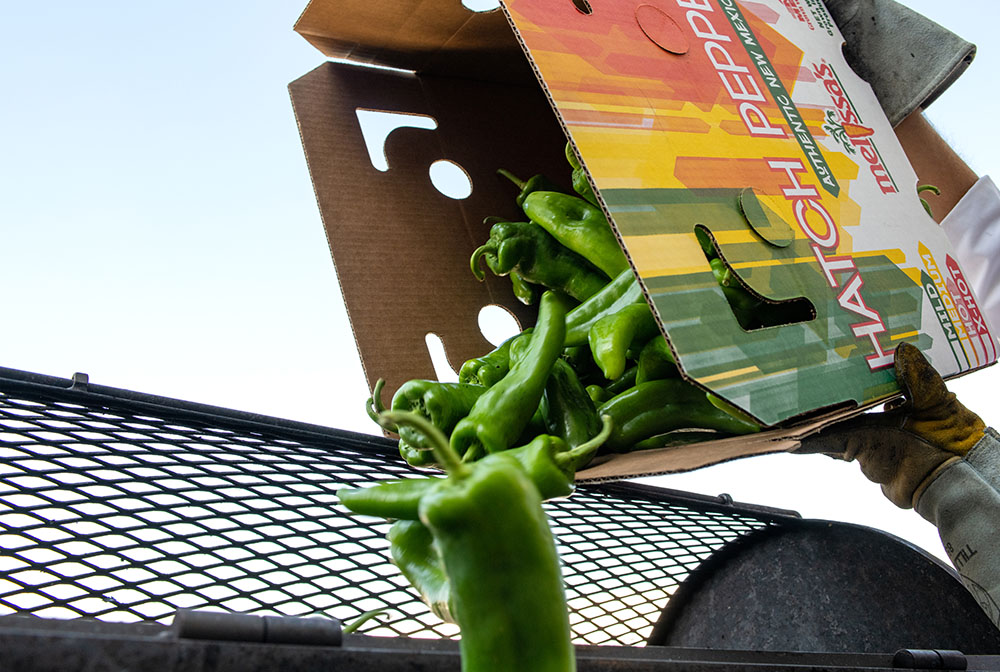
<box><xmin>289</xmin><ymin>61</ymin><xmax>568</xmax><ymax>397</ymax></box>
<box><xmin>293</xmin><ymin>0</ymin><xmax>531</xmax><ymax>83</ymax></box>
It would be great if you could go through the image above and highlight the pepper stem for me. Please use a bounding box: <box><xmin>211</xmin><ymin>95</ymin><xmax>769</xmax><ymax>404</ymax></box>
<box><xmin>469</xmin><ymin>244</ymin><xmax>492</xmax><ymax>282</ymax></box>
<box><xmin>378</xmin><ymin>410</ymin><xmax>469</xmax><ymax>478</ymax></box>
<box><xmin>342</xmin><ymin>608</ymin><xmax>388</xmax><ymax>634</ymax></box>
<box><xmin>557</xmin><ymin>414</ymin><xmax>613</xmax><ymax>470</ymax></box>
<box><xmin>496</xmin><ymin>168</ymin><xmax>527</xmax><ymax>190</ymax></box>
<box><xmin>366</xmin><ymin>378</ymin><xmax>391</xmax><ymax>427</ymax></box>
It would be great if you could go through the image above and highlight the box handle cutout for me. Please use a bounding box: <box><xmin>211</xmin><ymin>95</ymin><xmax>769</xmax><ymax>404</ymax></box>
<box><xmin>695</xmin><ymin>225</ymin><xmax>815</xmax><ymax>331</ymax></box>
<box><xmin>424</xmin><ymin>306</ymin><xmax>520</xmax><ymax>383</ymax></box>
<box><xmin>355</xmin><ymin>109</ymin><xmax>437</xmax><ymax>172</ymax></box>
<box><xmin>425</xmin><ymin>333</ymin><xmax>459</xmax><ymax>382</ymax></box>
<box><xmin>461</xmin><ymin>0</ymin><xmax>501</xmax><ymax>11</ymax></box>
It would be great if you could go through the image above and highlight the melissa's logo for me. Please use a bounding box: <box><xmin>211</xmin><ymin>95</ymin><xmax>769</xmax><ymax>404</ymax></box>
<box><xmin>812</xmin><ymin>60</ymin><xmax>897</xmax><ymax>195</ymax></box>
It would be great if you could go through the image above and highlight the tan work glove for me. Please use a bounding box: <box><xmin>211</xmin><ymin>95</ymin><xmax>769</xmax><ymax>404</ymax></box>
<box><xmin>796</xmin><ymin>342</ymin><xmax>986</xmax><ymax>508</ymax></box>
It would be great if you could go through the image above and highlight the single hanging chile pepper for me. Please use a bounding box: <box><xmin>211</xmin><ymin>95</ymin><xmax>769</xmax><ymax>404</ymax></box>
<box><xmin>451</xmin><ymin>290</ymin><xmax>567</xmax><ymax>461</ymax></box>
<box><xmin>386</xmin><ymin>411</ymin><xmax>577</xmax><ymax>672</ymax></box>
<box><xmin>522</xmin><ymin>190</ymin><xmax>629</xmax><ymax>279</ymax></box>
<box><xmin>470</xmin><ymin>219</ymin><xmax>608</xmax><ymax>302</ymax></box>
<box><xmin>564</xmin><ymin>142</ymin><xmax>599</xmax><ymax>206</ymax></box>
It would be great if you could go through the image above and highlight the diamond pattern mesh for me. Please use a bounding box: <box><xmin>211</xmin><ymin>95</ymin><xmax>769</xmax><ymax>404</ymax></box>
<box><xmin>0</xmin><ymin>373</ymin><xmax>787</xmax><ymax>646</ymax></box>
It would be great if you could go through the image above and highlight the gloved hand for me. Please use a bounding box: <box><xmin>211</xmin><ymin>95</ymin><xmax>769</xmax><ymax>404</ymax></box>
<box><xmin>795</xmin><ymin>342</ymin><xmax>986</xmax><ymax>508</ymax></box>
<box><xmin>822</xmin><ymin>0</ymin><xmax>975</xmax><ymax>126</ymax></box>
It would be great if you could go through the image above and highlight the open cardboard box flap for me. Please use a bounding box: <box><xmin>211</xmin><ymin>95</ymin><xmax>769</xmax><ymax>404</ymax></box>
<box><xmin>293</xmin><ymin>0</ymin><xmax>531</xmax><ymax>82</ymax></box>
<box><xmin>290</xmin><ymin>0</ymin><xmax>997</xmax><ymax>480</ymax></box>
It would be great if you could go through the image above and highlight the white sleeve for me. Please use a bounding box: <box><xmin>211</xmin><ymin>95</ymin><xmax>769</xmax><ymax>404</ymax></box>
<box><xmin>940</xmin><ymin>176</ymin><xmax>1000</xmax><ymax>334</ymax></box>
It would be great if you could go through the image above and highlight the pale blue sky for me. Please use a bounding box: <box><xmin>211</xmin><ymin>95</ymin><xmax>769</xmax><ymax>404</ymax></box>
<box><xmin>2</xmin><ymin>1</ymin><xmax>999</xmax><ymax>558</ymax></box>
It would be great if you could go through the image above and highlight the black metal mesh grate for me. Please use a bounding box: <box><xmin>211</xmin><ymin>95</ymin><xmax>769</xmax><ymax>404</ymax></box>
<box><xmin>0</xmin><ymin>371</ymin><xmax>788</xmax><ymax>646</ymax></box>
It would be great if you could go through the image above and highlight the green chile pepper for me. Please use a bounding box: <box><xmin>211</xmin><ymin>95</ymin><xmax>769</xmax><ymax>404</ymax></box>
<box><xmin>418</xmin><ymin>423</ymin><xmax>574</xmax><ymax>672</ymax></box>
<box><xmin>497</xmin><ymin>168</ymin><xmax>563</xmax><ymax>209</ymax></box>
<box><xmin>603</xmin><ymin>364</ymin><xmax>638</xmax><ymax>397</ymax></box>
<box><xmin>398</xmin><ymin>439</ymin><xmax>438</xmax><ymax>467</ymax></box>
<box><xmin>470</xmin><ymin>219</ymin><xmax>607</xmax><ymax>302</ymax></box>
<box><xmin>635</xmin><ymin>336</ymin><xmax>679</xmax><ymax>385</ymax></box>
<box><xmin>588</xmin><ymin>303</ymin><xmax>660</xmax><ymax>381</ymax></box>
<box><xmin>367</xmin><ymin>379</ymin><xmax>472</xmax><ymax>467</ymax></box>
<box><xmin>564</xmin><ymin>268</ymin><xmax>643</xmax><ymax>347</ymax></box>
<box><xmin>564</xmin><ymin>142</ymin><xmax>598</xmax><ymax>206</ymax></box>
<box><xmin>522</xmin><ymin>190</ymin><xmax>628</xmax><ymax>279</ymax></box>
<box><xmin>389</xmin><ymin>380</ymin><xmax>487</xmax><ymax>452</ymax></box>
<box><xmin>586</xmin><ymin>384</ymin><xmax>609</xmax><ymax>404</ymax></box>
<box><xmin>598</xmin><ymin>379</ymin><xmax>761</xmax><ymax>452</ymax></box>
<box><xmin>458</xmin><ymin>331</ymin><xmax>530</xmax><ymax>388</ymax></box>
<box><xmin>387</xmin><ymin>519</ymin><xmax>453</xmax><ymax>623</ymax></box>
<box><xmin>560</xmin><ymin>344</ymin><xmax>600</xmax><ymax>383</ymax></box>
<box><xmin>540</xmin><ymin>359</ymin><xmax>602</xmax><ymax>450</ymax></box>
<box><xmin>710</xmin><ymin>257</ymin><xmax>763</xmax><ymax>329</ymax></box>
<box><xmin>509</xmin><ymin>269</ymin><xmax>541</xmax><ymax>305</ymax></box>
<box><xmin>451</xmin><ymin>291</ymin><xmax>567</xmax><ymax>460</ymax></box>
<box><xmin>364</xmin><ymin>411</ymin><xmax>575</xmax><ymax>672</ymax></box>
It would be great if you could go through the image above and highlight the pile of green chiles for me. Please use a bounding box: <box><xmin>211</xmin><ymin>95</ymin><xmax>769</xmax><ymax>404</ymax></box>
<box><xmin>375</xmin><ymin>142</ymin><xmax>763</xmax><ymax>467</ymax></box>
<box><xmin>337</xmin><ymin>144</ymin><xmax>764</xmax><ymax>672</ymax></box>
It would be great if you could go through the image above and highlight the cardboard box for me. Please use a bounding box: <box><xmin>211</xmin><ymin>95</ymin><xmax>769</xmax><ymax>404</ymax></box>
<box><xmin>289</xmin><ymin>0</ymin><xmax>996</xmax><ymax>480</ymax></box>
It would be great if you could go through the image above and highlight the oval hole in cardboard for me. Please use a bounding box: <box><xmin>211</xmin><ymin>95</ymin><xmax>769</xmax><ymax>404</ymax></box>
<box><xmin>478</xmin><ymin>304</ymin><xmax>520</xmax><ymax>346</ymax></box>
<box><xmin>429</xmin><ymin>160</ymin><xmax>473</xmax><ymax>199</ymax></box>
<box><xmin>635</xmin><ymin>5</ymin><xmax>688</xmax><ymax>55</ymax></box>
<box><xmin>461</xmin><ymin>0</ymin><xmax>501</xmax><ymax>11</ymax></box>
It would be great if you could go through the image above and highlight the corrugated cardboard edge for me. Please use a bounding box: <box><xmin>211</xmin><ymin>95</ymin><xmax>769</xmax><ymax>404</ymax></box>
<box><xmin>576</xmin><ymin>398</ymin><xmax>887</xmax><ymax>482</ymax></box>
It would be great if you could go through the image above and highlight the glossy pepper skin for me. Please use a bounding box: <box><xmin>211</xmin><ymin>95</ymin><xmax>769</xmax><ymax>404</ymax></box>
<box><xmin>389</xmin><ymin>380</ymin><xmax>487</xmax><ymax>453</ymax></box>
<box><xmin>588</xmin><ymin>303</ymin><xmax>660</xmax><ymax>381</ymax></box>
<box><xmin>470</xmin><ymin>219</ymin><xmax>608</xmax><ymax>302</ymax></box>
<box><xmin>508</xmin><ymin>269</ymin><xmax>541</xmax><ymax>305</ymax></box>
<box><xmin>635</xmin><ymin>336</ymin><xmax>679</xmax><ymax>385</ymax></box>
<box><xmin>564</xmin><ymin>142</ymin><xmax>598</xmax><ymax>206</ymax></box>
<box><xmin>540</xmin><ymin>358</ymin><xmax>602</xmax><ymax>451</ymax></box>
<box><xmin>458</xmin><ymin>331</ymin><xmax>530</xmax><ymax>388</ymax></box>
<box><xmin>451</xmin><ymin>290</ymin><xmax>567</xmax><ymax>460</ymax></box>
<box><xmin>420</xmin><ymin>457</ymin><xmax>574</xmax><ymax>672</ymax></box>
<box><xmin>597</xmin><ymin>379</ymin><xmax>761</xmax><ymax>452</ymax></box>
<box><xmin>564</xmin><ymin>268</ymin><xmax>644</xmax><ymax>347</ymax></box>
<box><xmin>387</xmin><ymin>519</ymin><xmax>453</xmax><ymax>623</ymax></box>
<box><xmin>522</xmin><ymin>190</ymin><xmax>628</xmax><ymax>279</ymax></box>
